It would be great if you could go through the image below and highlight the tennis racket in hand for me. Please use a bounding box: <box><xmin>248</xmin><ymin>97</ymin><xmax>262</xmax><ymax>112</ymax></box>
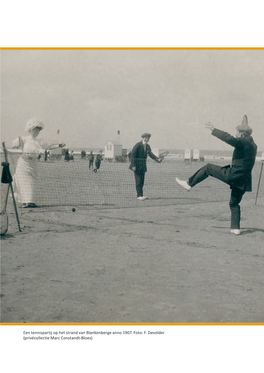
<box><xmin>158</xmin><ymin>151</ymin><xmax>169</xmax><ymax>162</ymax></box>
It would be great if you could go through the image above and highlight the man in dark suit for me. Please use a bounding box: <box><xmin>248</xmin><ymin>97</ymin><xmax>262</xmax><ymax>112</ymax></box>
<box><xmin>93</xmin><ymin>150</ymin><xmax>103</xmax><ymax>173</ymax></box>
<box><xmin>87</xmin><ymin>151</ymin><xmax>94</xmax><ymax>170</ymax></box>
<box><xmin>176</xmin><ymin>116</ymin><xmax>257</xmax><ymax>235</ymax></box>
<box><xmin>129</xmin><ymin>133</ymin><xmax>161</xmax><ymax>200</ymax></box>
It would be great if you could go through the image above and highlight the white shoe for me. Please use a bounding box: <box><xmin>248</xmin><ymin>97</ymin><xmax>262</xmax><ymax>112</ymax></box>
<box><xmin>137</xmin><ymin>196</ymin><xmax>147</xmax><ymax>201</ymax></box>
<box><xmin>175</xmin><ymin>178</ymin><xmax>191</xmax><ymax>191</ymax></box>
<box><xmin>231</xmin><ymin>229</ymin><xmax>241</xmax><ymax>235</ymax></box>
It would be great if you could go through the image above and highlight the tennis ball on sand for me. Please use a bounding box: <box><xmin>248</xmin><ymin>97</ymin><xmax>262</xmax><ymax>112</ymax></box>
<box><xmin>72</xmin><ymin>208</ymin><xmax>76</xmax><ymax>212</ymax></box>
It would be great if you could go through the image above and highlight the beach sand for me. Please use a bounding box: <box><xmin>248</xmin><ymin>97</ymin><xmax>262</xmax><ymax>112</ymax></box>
<box><xmin>1</xmin><ymin>192</ymin><xmax>263</xmax><ymax>323</ymax></box>
<box><xmin>1</xmin><ymin>157</ymin><xmax>264</xmax><ymax>323</ymax></box>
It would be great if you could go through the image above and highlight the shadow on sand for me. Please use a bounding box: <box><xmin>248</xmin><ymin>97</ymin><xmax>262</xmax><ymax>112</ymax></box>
<box><xmin>240</xmin><ymin>228</ymin><xmax>264</xmax><ymax>235</ymax></box>
<box><xmin>212</xmin><ymin>226</ymin><xmax>264</xmax><ymax>235</ymax></box>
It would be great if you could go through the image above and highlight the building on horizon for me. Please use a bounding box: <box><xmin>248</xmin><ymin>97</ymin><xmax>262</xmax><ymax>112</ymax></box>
<box><xmin>104</xmin><ymin>140</ymin><xmax>122</xmax><ymax>160</ymax></box>
<box><xmin>184</xmin><ymin>149</ymin><xmax>192</xmax><ymax>161</ymax></box>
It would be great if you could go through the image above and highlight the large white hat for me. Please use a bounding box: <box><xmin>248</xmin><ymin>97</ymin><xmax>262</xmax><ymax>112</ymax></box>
<box><xmin>25</xmin><ymin>118</ymin><xmax>45</xmax><ymax>132</ymax></box>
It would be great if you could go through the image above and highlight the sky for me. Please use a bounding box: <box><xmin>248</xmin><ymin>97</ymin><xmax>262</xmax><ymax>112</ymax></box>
<box><xmin>1</xmin><ymin>49</ymin><xmax>264</xmax><ymax>152</ymax></box>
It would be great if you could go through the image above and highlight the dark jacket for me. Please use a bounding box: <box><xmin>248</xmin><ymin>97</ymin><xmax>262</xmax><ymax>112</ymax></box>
<box><xmin>212</xmin><ymin>128</ymin><xmax>257</xmax><ymax>191</ymax></box>
<box><xmin>87</xmin><ymin>153</ymin><xmax>94</xmax><ymax>160</ymax></box>
<box><xmin>95</xmin><ymin>153</ymin><xmax>103</xmax><ymax>165</ymax></box>
<box><xmin>129</xmin><ymin>141</ymin><xmax>159</xmax><ymax>174</ymax></box>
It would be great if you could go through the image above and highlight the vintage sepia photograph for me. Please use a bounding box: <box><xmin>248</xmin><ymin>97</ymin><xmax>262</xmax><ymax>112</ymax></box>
<box><xmin>1</xmin><ymin>48</ymin><xmax>264</xmax><ymax>325</ymax></box>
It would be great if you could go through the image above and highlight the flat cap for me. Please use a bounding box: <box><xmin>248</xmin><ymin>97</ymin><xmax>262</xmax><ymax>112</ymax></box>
<box><xmin>141</xmin><ymin>133</ymin><xmax>151</xmax><ymax>138</ymax></box>
<box><xmin>236</xmin><ymin>115</ymin><xmax>252</xmax><ymax>135</ymax></box>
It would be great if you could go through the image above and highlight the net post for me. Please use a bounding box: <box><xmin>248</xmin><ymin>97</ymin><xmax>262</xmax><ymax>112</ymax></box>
<box><xmin>2</xmin><ymin>142</ymin><xmax>21</xmax><ymax>231</ymax></box>
<box><xmin>255</xmin><ymin>161</ymin><xmax>263</xmax><ymax>205</ymax></box>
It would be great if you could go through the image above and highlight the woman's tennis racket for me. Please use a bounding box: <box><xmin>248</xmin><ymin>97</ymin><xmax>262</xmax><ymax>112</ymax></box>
<box><xmin>0</xmin><ymin>185</ymin><xmax>9</xmax><ymax>236</ymax></box>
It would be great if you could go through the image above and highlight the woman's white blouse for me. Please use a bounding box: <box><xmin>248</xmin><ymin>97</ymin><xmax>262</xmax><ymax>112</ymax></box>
<box><xmin>12</xmin><ymin>136</ymin><xmax>51</xmax><ymax>154</ymax></box>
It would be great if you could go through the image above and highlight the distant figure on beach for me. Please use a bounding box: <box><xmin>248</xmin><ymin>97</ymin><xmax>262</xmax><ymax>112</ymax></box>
<box><xmin>64</xmin><ymin>149</ymin><xmax>70</xmax><ymax>161</ymax></box>
<box><xmin>81</xmin><ymin>150</ymin><xmax>86</xmax><ymax>159</ymax></box>
<box><xmin>88</xmin><ymin>151</ymin><xmax>94</xmax><ymax>170</ymax></box>
<box><xmin>175</xmin><ymin>116</ymin><xmax>257</xmax><ymax>235</ymax></box>
<box><xmin>93</xmin><ymin>150</ymin><xmax>103</xmax><ymax>173</ymax></box>
<box><xmin>44</xmin><ymin>149</ymin><xmax>48</xmax><ymax>161</ymax></box>
<box><xmin>69</xmin><ymin>151</ymin><xmax>74</xmax><ymax>161</ymax></box>
<box><xmin>12</xmin><ymin>118</ymin><xmax>65</xmax><ymax>208</ymax></box>
<box><xmin>129</xmin><ymin>133</ymin><xmax>161</xmax><ymax>200</ymax></box>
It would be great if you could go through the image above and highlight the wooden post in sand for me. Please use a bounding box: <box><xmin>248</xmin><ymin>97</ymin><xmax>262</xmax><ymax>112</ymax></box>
<box><xmin>255</xmin><ymin>161</ymin><xmax>263</xmax><ymax>205</ymax></box>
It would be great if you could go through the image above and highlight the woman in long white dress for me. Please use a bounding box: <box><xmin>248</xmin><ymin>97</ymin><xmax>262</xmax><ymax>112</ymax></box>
<box><xmin>12</xmin><ymin>118</ymin><xmax>65</xmax><ymax>208</ymax></box>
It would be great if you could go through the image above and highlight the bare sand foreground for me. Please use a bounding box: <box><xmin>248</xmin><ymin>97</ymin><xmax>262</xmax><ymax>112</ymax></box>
<box><xmin>1</xmin><ymin>193</ymin><xmax>263</xmax><ymax>324</ymax></box>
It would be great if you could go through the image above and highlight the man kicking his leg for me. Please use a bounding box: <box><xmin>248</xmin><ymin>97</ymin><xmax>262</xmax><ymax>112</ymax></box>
<box><xmin>176</xmin><ymin>116</ymin><xmax>257</xmax><ymax>235</ymax></box>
